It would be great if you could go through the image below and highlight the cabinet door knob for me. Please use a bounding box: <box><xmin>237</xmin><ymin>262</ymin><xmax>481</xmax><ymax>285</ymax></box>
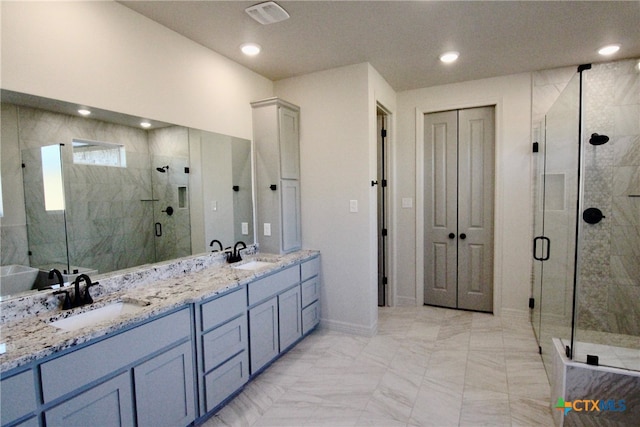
<box><xmin>448</xmin><ymin>233</ymin><xmax>455</xmax><ymax>239</ymax></box>
<box><xmin>460</xmin><ymin>233</ymin><xmax>467</xmax><ymax>240</ymax></box>
<box><xmin>270</xmin><ymin>184</ymin><xmax>277</xmax><ymax>191</ymax></box>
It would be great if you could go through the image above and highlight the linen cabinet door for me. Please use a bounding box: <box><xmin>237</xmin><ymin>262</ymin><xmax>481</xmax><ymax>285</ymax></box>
<box><xmin>249</xmin><ymin>297</ymin><xmax>279</xmax><ymax>374</ymax></box>
<box><xmin>44</xmin><ymin>373</ymin><xmax>134</xmax><ymax>427</ymax></box>
<box><xmin>134</xmin><ymin>341</ymin><xmax>196</xmax><ymax>427</ymax></box>
<box><xmin>281</xmin><ymin>179</ymin><xmax>301</xmax><ymax>252</ymax></box>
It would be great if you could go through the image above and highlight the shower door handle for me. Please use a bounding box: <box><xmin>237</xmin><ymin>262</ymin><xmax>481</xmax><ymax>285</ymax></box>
<box><xmin>533</xmin><ymin>236</ymin><xmax>550</xmax><ymax>261</ymax></box>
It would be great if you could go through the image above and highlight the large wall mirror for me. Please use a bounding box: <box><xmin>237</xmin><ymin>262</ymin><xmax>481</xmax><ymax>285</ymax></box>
<box><xmin>0</xmin><ymin>90</ymin><xmax>254</xmax><ymax>300</ymax></box>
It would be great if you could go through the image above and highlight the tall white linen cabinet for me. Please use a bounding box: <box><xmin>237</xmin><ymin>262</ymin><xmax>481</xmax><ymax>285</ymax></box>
<box><xmin>251</xmin><ymin>98</ymin><xmax>301</xmax><ymax>254</ymax></box>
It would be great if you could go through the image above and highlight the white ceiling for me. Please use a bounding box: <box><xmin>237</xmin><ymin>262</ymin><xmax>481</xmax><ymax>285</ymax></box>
<box><xmin>120</xmin><ymin>1</ymin><xmax>640</xmax><ymax>91</ymax></box>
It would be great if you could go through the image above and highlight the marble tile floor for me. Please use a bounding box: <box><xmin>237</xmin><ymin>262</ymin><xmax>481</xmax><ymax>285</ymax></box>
<box><xmin>202</xmin><ymin>306</ymin><xmax>555</xmax><ymax>427</ymax></box>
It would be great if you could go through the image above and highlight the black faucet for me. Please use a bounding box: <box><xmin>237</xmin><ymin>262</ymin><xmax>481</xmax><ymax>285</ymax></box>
<box><xmin>209</xmin><ymin>239</ymin><xmax>224</xmax><ymax>252</ymax></box>
<box><xmin>48</xmin><ymin>268</ymin><xmax>64</xmax><ymax>288</ymax></box>
<box><xmin>227</xmin><ymin>241</ymin><xmax>247</xmax><ymax>263</ymax></box>
<box><xmin>73</xmin><ymin>274</ymin><xmax>95</xmax><ymax>307</ymax></box>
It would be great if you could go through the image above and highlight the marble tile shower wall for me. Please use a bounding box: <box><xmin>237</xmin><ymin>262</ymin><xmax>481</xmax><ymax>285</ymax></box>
<box><xmin>12</xmin><ymin>106</ymin><xmax>191</xmax><ymax>276</ymax></box>
<box><xmin>579</xmin><ymin>59</ymin><xmax>640</xmax><ymax>336</ymax></box>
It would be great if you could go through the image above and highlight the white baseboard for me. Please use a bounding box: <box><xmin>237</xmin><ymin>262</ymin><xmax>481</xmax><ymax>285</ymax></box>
<box><xmin>320</xmin><ymin>318</ymin><xmax>377</xmax><ymax>337</ymax></box>
<box><xmin>394</xmin><ymin>296</ymin><xmax>417</xmax><ymax>307</ymax></box>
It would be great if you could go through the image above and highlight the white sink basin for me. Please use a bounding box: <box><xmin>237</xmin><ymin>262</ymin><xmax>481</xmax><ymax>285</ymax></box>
<box><xmin>0</xmin><ymin>265</ymin><xmax>39</xmax><ymax>297</ymax></box>
<box><xmin>49</xmin><ymin>302</ymin><xmax>145</xmax><ymax>332</ymax></box>
<box><xmin>232</xmin><ymin>260</ymin><xmax>274</xmax><ymax>271</ymax></box>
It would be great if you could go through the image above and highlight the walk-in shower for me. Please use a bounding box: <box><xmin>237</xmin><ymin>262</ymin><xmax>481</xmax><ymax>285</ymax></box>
<box><xmin>532</xmin><ymin>59</ymin><xmax>639</xmax><ymax>424</ymax></box>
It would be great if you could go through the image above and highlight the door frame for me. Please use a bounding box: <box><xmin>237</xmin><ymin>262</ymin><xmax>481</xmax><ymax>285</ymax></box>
<box><xmin>376</xmin><ymin>102</ymin><xmax>394</xmax><ymax>307</ymax></box>
<box><xmin>415</xmin><ymin>99</ymin><xmax>503</xmax><ymax>315</ymax></box>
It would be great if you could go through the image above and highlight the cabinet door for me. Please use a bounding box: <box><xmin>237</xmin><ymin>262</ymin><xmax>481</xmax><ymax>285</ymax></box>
<box><xmin>281</xmin><ymin>179</ymin><xmax>301</xmax><ymax>252</ymax></box>
<box><xmin>1</xmin><ymin>369</ymin><xmax>37</xmax><ymax>426</ymax></box>
<box><xmin>134</xmin><ymin>341</ymin><xmax>196</xmax><ymax>427</ymax></box>
<box><xmin>45</xmin><ymin>372</ymin><xmax>134</xmax><ymax>427</ymax></box>
<box><xmin>203</xmin><ymin>352</ymin><xmax>249</xmax><ymax>413</ymax></box>
<box><xmin>278</xmin><ymin>286</ymin><xmax>302</xmax><ymax>351</ymax></box>
<box><xmin>278</xmin><ymin>106</ymin><xmax>300</xmax><ymax>180</ymax></box>
<box><xmin>249</xmin><ymin>297</ymin><xmax>278</xmax><ymax>374</ymax></box>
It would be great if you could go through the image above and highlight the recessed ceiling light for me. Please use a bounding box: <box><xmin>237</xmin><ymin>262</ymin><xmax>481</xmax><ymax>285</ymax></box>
<box><xmin>240</xmin><ymin>43</ymin><xmax>261</xmax><ymax>56</ymax></box>
<box><xmin>598</xmin><ymin>44</ymin><xmax>620</xmax><ymax>56</ymax></box>
<box><xmin>78</xmin><ymin>108</ymin><xmax>91</xmax><ymax>116</ymax></box>
<box><xmin>140</xmin><ymin>121</ymin><xmax>151</xmax><ymax>129</ymax></box>
<box><xmin>439</xmin><ymin>51</ymin><xmax>459</xmax><ymax>64</ymax></box>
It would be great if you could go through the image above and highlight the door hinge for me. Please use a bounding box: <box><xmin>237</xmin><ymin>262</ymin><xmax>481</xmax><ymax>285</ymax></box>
<box><xmin>381</xmin><ymin>228</ymin><xmax>388</xmax><ymax>236</ymax></box>
<box><xmin>381</xmin><ymin>179</ymin><xmax>387</xmax><ymax>187</ymax></box>
<box><xmin>22</xmin><ymin>163</ymin><xmax>26</xmax><ymax>168</ymax></box>
<box><xmin>532</xmin><ymin>142</ymin><xmax>539</xmax><ymax>153</ymax></box>
<box><xmin>381</xmin><ymin>129</ymin><xmax>387</xmax><ymax>138</ymax></box>
<box><xmin>528</xmin><ymin>297</ymin><xmax>535</xmax><ymax>309</ymax></box>
<box><xmin>383</xmin><ymin>277</ymin><xmax>388</xmax><ymax>285</ymax></box>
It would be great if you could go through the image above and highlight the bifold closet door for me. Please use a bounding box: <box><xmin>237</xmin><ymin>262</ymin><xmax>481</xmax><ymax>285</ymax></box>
<box><xmin>424</xmin><ymin>107</ymin><xmax>494</xmax><ymax>312</ymax></box>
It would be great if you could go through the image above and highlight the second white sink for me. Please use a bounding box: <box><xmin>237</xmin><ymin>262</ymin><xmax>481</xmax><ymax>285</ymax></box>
<box><xmin>232</xmin><ymin>260</ymin><xmax>274</xmax><ymax>271</ymax></box>
<box><xmin>49</xmin><ymin>302</ymin><xmax>145</xmax><ymax>332</ymax></box>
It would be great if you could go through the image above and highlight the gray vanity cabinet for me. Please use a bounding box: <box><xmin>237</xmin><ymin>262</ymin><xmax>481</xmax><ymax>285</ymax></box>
<box><xmin>248</xmin><ymin>297</ymin><xmax>279</xmax><ymax>374</ymax></box>
<box><xmin>252</xmin><ymin>98</ymin><xmax>302</xmax><ymax>254</ymax></box>
<box><xmin>45</xmin><ymin>372</ymin><xmax>134</xmax><ymax>427</ymax></box>
<box><xmin>278</xmin><ymin>285</ymin><xmax>302</xmax><ymax>351</ymax></box>
<box><xmin>301</xmin><ymin>256</ymin><xmax>321</xmax><ymax>334</ymax></box>
<box><xmin>0</xmin><ymin>369</ymin><xmax>38</xmax><ymax>426</ymax></box>
<box><xmin>40</xmin><ymin>307</ymin><xmax>195</xmax><ymax>427</ymax></box>
<box><xmin>133</xmin><ymin>341</ymin><xmax>195</xmax><ymax>427</ymax></box>
<box><xmin>195</xmin><ymin>286</ymin><xmax>249</xmax><ymax>416</ymax></box>
<box><xmin>248</xmin><ymin>265</ymin><xmax>301</xmax><ymax>374</ymax></box>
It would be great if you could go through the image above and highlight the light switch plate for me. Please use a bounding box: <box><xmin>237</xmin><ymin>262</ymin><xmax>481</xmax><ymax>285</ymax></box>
<box><xmin>402</xmin><ymin>198</ymin><xmax>413</xmax><ymax>208</ymax></box>
<box><xmin>241</xmin><ymin>222</ymin><xmax>249</xmax><ymax>235</ymax></box>
<box><xmin>349</xmin><ymin>200</ymin><xmax>358</xmax><ymax>213</ymax></box>
<box><xmin>264</xmin><ymin>223</ymin><xmax>271</xmax><ymax>236</ymax></box>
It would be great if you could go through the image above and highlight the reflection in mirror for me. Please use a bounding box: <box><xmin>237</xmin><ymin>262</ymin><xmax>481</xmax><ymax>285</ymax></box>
<box><xmin>0</xmin><ymin>91</ymin><xmax>254</xmax><ymax>300</ymax></box>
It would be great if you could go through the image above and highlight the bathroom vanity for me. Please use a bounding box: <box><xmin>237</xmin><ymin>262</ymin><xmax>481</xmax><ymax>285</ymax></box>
<box><xmin>0</xmin><ymin>251</ymin><xmax>320</xmax><ymax>427</ymax></box>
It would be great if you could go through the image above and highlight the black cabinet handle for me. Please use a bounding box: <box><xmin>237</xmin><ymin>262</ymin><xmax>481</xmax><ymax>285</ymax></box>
<box><xmin>270</xmin><ymin>184</ymin><xmax>277</xmax><ymax>191</ymax></box>
<box><xmin>448</xmin><ymin>233</ymin><xmax>455</xmax><ymax>239</ymax></box>
<box><xmin>460</xmin><ymin>233</ymin><xmax>467</xmax><ymax>240</ymax></box>
<box><xmin>155</xmin><ymin>222</ymin><xmax>162</xmax><ymax>237</ymax></box>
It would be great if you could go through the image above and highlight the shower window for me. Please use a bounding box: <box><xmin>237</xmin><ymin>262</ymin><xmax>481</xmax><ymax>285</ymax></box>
<box><xmin>72</xmin><ymin>139</ymin><xmax>126</xmax><ymax>167</ymax></box>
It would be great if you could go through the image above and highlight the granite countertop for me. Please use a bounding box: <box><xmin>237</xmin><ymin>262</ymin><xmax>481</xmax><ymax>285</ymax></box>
<box><xmin>0</xmin><ymin>250</ymin><xmax>318</xmax><ymax>374</ymax></box>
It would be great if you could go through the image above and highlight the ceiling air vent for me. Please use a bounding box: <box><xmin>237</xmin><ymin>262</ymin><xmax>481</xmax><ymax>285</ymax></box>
<box><xmin>245</xmin><ymin>1</ymin><xmax>290</xmax><ymax>25</ymax></box>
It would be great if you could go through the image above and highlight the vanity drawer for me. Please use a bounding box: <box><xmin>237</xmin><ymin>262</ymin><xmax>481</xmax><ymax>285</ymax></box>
<box><xmin>301</xmin><ymin>276</ymin><xmax>320</xmax><ymax>308</ymax></box>
<box><xmin>302</xmin><ymin>300</ymin><xmax>320</xmax><ymax>335</ymax></box>
<box><xmin>1</xmin><ymin>368</ymin><xmax>37</xmax><ymax>425</ymax></box>
<box><xmin>248</xmin><ymin>266</ymin><xmax>299</xmax><ymax>306</ymax></box>
<box><xmin>202</xmin><ymin>314</ymin><xmax>247</xmax><ymax>373</ymax></box>
<box><xmin>41</xmin><ymin>307</ymin><xmax>191</xmax><ymax>403</ymax></box>
<box><xmin>301</xmin><ymin>256</ymin><xmax>320</xmax><ymax>282</ymax></box>
<box><xmin>203</xmin><ymin>351</ymin><xmax>249</xmax><ymax>413</ymax></box>
<box><xmin>200</xmin><ymin>287</ymin><xmax>246</xmax><ymax>332</ymax></box>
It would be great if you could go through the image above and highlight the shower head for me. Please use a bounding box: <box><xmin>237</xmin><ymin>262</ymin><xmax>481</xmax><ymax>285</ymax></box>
<box><xmin>156</xmin><ymin>165</ymin><xmax>169</xmax><ymax>173</ymax></box>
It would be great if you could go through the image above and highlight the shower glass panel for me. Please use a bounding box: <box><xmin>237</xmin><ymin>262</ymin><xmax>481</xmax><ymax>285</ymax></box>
<box><xmin>22</xmin><ymin>145</ymin><xmax>69</xmax><ymax>273</ymax></box>
<box><xmin>532</xmin><ymin>73</ymin><xmax>581</xmax><ymax>379</ymax></box>
<box><xmin>572</xmin><ymin>60</ymin><xmax>640</xmax><ymax>371</ymax></box>
<box><xmin>533</xmin><ymin>59</ymin><xmax>640</xmax><ymax>377</ymax></box>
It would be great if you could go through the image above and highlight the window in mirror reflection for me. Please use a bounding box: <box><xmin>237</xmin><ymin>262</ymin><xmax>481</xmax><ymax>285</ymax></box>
<box><xmin>41</xmin><ymin>144</ymin><xmax>65</xmax><ymax>211</ymax></box>
<box><xmin>72</xmin><ymin>138</ymin><xmax>126</xmax><ymax>167</ymax></box>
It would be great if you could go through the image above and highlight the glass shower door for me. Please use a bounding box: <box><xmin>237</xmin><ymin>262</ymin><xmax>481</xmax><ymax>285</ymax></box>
<box><xmin>532</xmin><ymin>73</ymin><xmax>581</xmax><ymax>378</ymax></box>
